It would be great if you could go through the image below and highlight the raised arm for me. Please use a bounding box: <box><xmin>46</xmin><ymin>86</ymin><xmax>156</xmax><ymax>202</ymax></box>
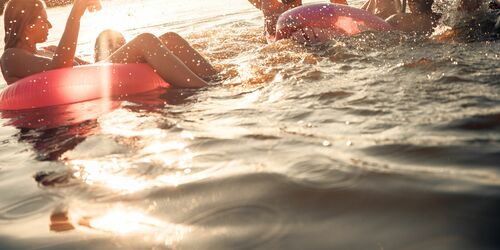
<box><xmin>247</xmin><ymin>0</ymin><xmax>302</xmax><ymax>12</ymax></box>
<box><xmin>1</xmin><ymin>0</ymin><xmax>99</xmax><ymax>83</ymax></box>
<box><xmin>248</xmin><ymin>0</ymin><xmax>263</xmax><ymax>9</ymax></box>
<box><xmin>50</xmin><ymin>0</ymin><xmax>100</xmax><ymax>69</ymax></box>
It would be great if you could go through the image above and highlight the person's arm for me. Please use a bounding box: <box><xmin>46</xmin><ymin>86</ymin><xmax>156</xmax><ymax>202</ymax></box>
<box><xmin>42</xmin><ymin>45</ymin><xmax>90</xmax><ymax>65</ymax></box>
<box><xmin>0</xmin><ymin>0</ymin><xmax>99</xmax><ymax>82</ymax></box>
<box><xmin>361</xmin><ymin>0</ymin><xmax>373</xmax><ymax>10</ymax></box>
<box><xmin>50</xmin><ymin>0</ymin><xmax>101</xmax><ymax>69</ymax></box>
<box><xmin>73</xmin><ymin>57</ymin><xmax>91</xmax><ymax>65</ymax></box>
<box><xmin>330</xmin><ymin>0</ymin><xmax>348</xmax><ymax>5</ymax></box>
<box><xmin>361</xmin><ymin>0</ymin><xmax>400</xmax><ymax>19</ymax></box>
<box><xmin>248</xmin><ymin>0</ymin><xmax>262</xmax><ymax>9</ymax></box>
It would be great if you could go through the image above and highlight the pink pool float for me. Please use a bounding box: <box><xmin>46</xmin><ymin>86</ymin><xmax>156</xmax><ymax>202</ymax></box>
<box><xmin>0</xmin><ymin>63</ymin><xmax>170</xmax><ymax>110</ymax></box>
<box><xmin>275</xmin><ymin>3</ymin><xmax>393</xmax><ymax>41</ymax></box>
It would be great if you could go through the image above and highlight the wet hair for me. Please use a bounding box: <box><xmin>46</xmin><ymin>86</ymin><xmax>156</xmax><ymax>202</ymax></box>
<box><xmin>94</xmin><ymin>29</ymin><xmax>126</xmax><ymax>62</ymax></box>
<box><xmin>3</xmin><ymin>0</ymin><xmax>46</xmax><ymax>50</ymax></box>
<box><xmin>409</xmin><ymin>0</ymin><xmax>434</xmax><ymax>13</ymax></box>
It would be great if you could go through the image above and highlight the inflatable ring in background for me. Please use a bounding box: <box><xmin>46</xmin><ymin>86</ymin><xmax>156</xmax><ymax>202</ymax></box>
<box><xmin>275</xmin><ymin>3</ymin><xmax>393</xmax><ymax>41</ymax></box>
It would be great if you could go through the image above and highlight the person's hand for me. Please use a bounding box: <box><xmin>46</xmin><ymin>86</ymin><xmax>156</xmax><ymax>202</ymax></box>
<box><xmin>70</xmin><ymin>0</ymin><xmax>101</xmax><ymax>20</ymax></box>
<box><xmin>261</xmin><ymin>0</ymin><xmax>300</xmax><ymax>15</ymax></box>
<box><xmin>291</xmin><ymin>27</ymin><xmax>336</xmax><ymax>44</ymax></box>
<box><xmin>261</xmin><ymin>0</ymin><xmax>284</xmax><ymax>16</ymax></box>
<box><xmin>330</xmin><ymin>0</ymin><xmax>348</xmax><ymax>5</ymax></box>
<box><xmin>43</xmin><ymin>45</ymin><xmax>58</xmax><ymax>52</ymax></box>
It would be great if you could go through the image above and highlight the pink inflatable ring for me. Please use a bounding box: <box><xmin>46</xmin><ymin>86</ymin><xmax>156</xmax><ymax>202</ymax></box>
<box><xmin>0</xmin><ymin>63</ymin><xmax>170</xmax><ymax>110</ymax></box>
<box><xmin>275</xmin><ymin>3</ymin><xmax>393</xmax><ymax>41</ymax></box>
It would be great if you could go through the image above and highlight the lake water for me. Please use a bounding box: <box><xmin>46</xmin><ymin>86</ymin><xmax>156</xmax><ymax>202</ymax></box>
<box><xmin>0</xmin><ymin>0</ymin><xmax>499</xmax><ymax>249</ymax></box>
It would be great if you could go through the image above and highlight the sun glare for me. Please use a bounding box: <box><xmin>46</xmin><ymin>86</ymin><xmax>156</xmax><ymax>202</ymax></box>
<box><xmin>87</xmin><ymin>209</ymin><xmax>165</xmax><ymax>234</ymax></box>
<box><xmin>76</xmin><ymin>207</ymin><xmax>190</xmax><ymax>247</ymax></box>
<box><xmin>71</xmin><ymin>159</ymin><xmax>152</xmax><ymax>193</ymax></box>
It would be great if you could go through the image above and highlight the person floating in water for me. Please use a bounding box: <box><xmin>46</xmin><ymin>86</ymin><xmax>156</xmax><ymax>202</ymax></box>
<box><xmin>1</xmin><ymin>0</ymin><xmax>218</xmax><ymax>88</ymax></box>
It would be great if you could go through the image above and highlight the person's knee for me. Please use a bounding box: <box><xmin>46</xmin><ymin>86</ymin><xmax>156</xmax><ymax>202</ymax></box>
<box><xmin>134</xmin><ymin>33</ymin><xmax>160</xmax><ymax>44</ymax></box>
<box><xmin>94</xmin><ymin>29</ymin><xmax>126</xmax><ymax>62</ymax></box>
<box><xmin>160</xmin><ymin>32</ymin><xmax>181</xmax><ymax>40</ymax></box>
<box><xmin>159</xmin><ymin>32</ymin><xmax>186</xmax><ymax>45</ymax></box>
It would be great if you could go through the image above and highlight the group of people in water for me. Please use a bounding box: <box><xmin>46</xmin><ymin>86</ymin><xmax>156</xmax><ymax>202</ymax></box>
<box><xmin>0</xmin><ymin>0</ymin><xmax>498</xmax><ymax>88</ymax></box>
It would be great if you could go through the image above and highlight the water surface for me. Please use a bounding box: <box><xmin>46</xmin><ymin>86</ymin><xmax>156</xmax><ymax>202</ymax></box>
<box><xmin>0</xmin><ymin>0</ymin><xmax>499</xmax><ymax>249</ymax></box>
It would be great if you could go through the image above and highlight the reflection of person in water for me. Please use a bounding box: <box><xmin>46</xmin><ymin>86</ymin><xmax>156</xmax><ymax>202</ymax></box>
<box><xmin>2</xmin><ymin>99</ymin><xmax>116</xmax><ymax>160</ymax></box>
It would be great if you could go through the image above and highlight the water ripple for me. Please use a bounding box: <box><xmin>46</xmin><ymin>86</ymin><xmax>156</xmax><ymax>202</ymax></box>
<box><xmin>181</xmin><ymin>205</ymin><xmax>283</xmax><ymax>249</ymax></box>
<box><xmin>442</xmin><ymin>113</ymin><xmax>500</xmax><ymax>131</ymax></box>
<box><xmin>287</xmin><ymin>154</ymin><xmax>363</xmax><ymax>189</ymax></box>
<box><xmin>0</xmin><ymin>193</ymin><xmax>61</xmax><ymax>222</ymax></box>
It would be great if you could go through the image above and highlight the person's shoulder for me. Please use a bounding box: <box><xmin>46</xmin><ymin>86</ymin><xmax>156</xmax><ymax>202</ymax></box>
<box><xmin>3</xmin><ymin>48</ymin><xmax>40</xmax><ymax>66</ymax></box>
<box><xmin>2</xmin><ymin>48</ymin><xmax>30</xmax><ymax>55</ymax></box>
<box><xmin>1</xmin><ymin>48</ymin><xmax>34</xmax><ymax>73</ymax></box>
<box><xmin>0</xmin><ymin>49</ymin><xmax>29</xmax><ymax>84</ymax></box>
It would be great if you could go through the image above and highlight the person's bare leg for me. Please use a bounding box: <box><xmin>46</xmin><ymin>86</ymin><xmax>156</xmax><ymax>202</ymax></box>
<box><xmin>159</xmin><ymin>32</ymin><xmax>217</xmax><ymax>80</ymax></box>
<box><xmin>362</xmin><ymin>0</ymin><xmax>375</xmax><ymax>11</ymax></box>
<box><xmin>106</xmin><ymin>33</ymin><xmax>207</xmax><ymax>88</ymax></box>
<box><xmin>361</xmin><ymin>0</ymin><xmax>399</xmax><ymax>19</ymax></box>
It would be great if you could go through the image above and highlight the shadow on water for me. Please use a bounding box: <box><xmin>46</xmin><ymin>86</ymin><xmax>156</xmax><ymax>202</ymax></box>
<box><xmin>363</xmin><ymin>143</ymin><xmax>500</xmax><ymax>168</ymax></box>
<box><xmin>443</xmin><ymin>112</ymin><xmax>500</xmax><ymax>131</ymax></box>
<box><xmin>0</xmin><ymin>88</ymin><xmax>196</xmax><ymax>161</ymax></box>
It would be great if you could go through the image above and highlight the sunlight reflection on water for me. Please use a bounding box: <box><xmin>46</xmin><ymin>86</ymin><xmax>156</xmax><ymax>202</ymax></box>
<box><xmin>0</xmin><ymin>0</ymin><xmax>499</xmax><ymax>249</ymax></box>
